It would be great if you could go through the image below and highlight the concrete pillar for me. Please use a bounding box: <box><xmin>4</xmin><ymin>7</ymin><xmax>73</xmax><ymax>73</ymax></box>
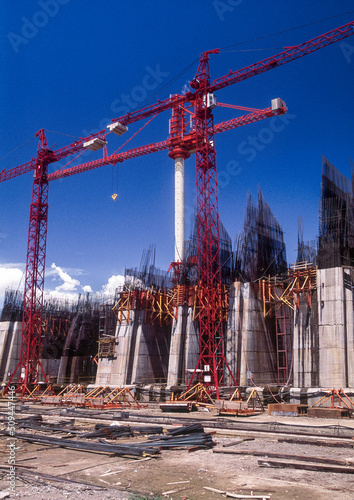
<box><xmin>317</xmin><ymin>267</ymin><xmax>347</xmax><ymax>387</ymax></box>
<box><xmin>343</xmin><ymin>267</ymin><xmax>354</xmax><ymax>387</ymax></box>
<box><xmin>226</xmin><ymin>282</ymin><xmax>243</xmax><ymax>384</ymax></box>
<box><xmin>174</xmin><ymin>156</ymin><xmax>185</xmax><ymax>262</ymax></box>
<box><xmin>0</xmin><ymin>321</ymin><xmax>22</xmax><ymax>384</ymax></box>
<box><xmin>238</xmin><ymin>283</ymin><xmax>276</xmax><ymax>386</ymax></box>
<box><xmin>184</xmin><ymin>307</ymin><xmax>199</xmax><ymax>383</ymax></box>
<box><xmin>293</xmin><ymin>293</ymin><xmax>319</xmax><ymax>388</ymax></box>
<box><xmin>94</xmin><ymin>308</ymin><xmax>137</xmax><ymax>387</ymax></box>
<box><xmin>57</xmin><ymin>356</ymin><xmax>69</xmax><ymax>385</ymax></box>
<box><xmin>167</xmin><ymin>306</ymin><xmax>185</xmax><ymax>386</ymax></box>
<box><xmin>130</xmin><ymin>318</ymin><xmax>144</xmax><ymax>383</ymax></box>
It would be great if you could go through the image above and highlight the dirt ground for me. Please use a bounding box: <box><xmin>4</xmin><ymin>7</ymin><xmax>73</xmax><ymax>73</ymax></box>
<box><xmin>1</xmin><ymin>403</ymin><xmax>354</xmax><ymax>500</ymax></box>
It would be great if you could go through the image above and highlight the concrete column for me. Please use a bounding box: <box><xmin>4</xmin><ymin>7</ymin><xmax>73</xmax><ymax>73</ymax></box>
<box><xmin>174</xmin><ymin>156</ymin><xmax>185</xmax><ymax>262</ymax></box>
<box><xmin>0</xmin><ymin>321</ymin><xmax>22</xmax><ymax>384</ymax></box>
<box><xmin>239</xmin><ymin>283</ymin><xmax>277</xmax><ymax>386</ymax></box>
<box><xmin>167</xmin><ymin>306</ymin><xmax>184</xmax><ymax>386</ymax></box>
<box><xmin>226</xmin><ymin>282</ymin><xmax>242</xmax><ymax>384</ymax></box>
<box><xmin>344</xmin><ymin>267</ymin><xmax>354</xmax><ymax>387</ymax></box>
<box><xmin>184</xmin><ymin>307</ymin><xmax>199</xmax><ymax>385</ymax></box>
<box><xmin>318</xmin><ymin>267</ymin><xmax>347</xmax><ymax>387</ymax></box>
<box><xmin>293</xmin><ymin>295</ymin><xmax>319</xmax><ymax>388</ymax></box>
<box><xmin>94</xmin><ymin>309</ymin><xmax>137</xmax><ymax>387</ymax></box>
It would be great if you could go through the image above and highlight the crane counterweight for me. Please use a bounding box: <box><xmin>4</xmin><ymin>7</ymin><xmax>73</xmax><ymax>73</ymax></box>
<box><xmin>107</xmin><ymin>122</ymin><xmax>128</xmax><ymax>136</ymax></box>
<box><xmin>83</xmin><ymin>137</ymin><xmax>107</xmax><ymax>151</ymax></box>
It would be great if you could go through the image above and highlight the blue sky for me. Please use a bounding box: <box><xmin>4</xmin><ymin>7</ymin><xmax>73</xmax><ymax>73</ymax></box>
<box><xmin>0</xmin><ymin>0</ymin><xmax>353</xmax><ymax>306</ymax></box>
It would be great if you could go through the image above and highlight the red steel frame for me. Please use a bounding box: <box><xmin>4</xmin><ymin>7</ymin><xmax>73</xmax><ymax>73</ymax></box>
<box><xmin>7</xmin><ymin>130</ymin><xmax>51</xmax><ymax>392</ymax></box>
<box><xmin>188</xmin><ymin>51</ymin><xmax>236</xmax><ymax>396</ymax></box>
<box><xmin>4</xmin><ymin>129</ymin><xmax>107</xmax><ymax>395</ymax></box>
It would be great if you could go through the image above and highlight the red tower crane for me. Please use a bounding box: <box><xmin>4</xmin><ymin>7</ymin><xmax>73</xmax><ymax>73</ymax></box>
<box><xmin>2</xmin><ymin>129</ymin><xmax>108</xmax><ymax>394</ymax></box>
<box><xmin>1</xmin><ymin>20</ymin><xmax>353</xmax><ymax>398</ymax></box>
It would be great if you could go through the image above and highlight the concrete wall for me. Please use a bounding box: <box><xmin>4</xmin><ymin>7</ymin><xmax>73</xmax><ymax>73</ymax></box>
<box><xmin>0</xmin><ymin>321</ymin><xmax>22</xmax><ymax>384</ymax></box>
<box><xmin>293</xmin><ymin>292</ymin><xmax>319</xmax><ymax>387</ymax></box>
<box><xmin>292</xmin><ymin>266</ymin><xmax>354</xmax><ymax>390</ymax></box>
<box><xmin>317</xmin><ymin>267</ymin><xmax>353</xmax><ymax>387</ymax></box>
<box><xmin>0</xmin><ymin>320</ymin><xmax>94</xmax><ymax>386</ymax></box>
<box><xmin>226</xmin><ymin>282</ymin><xmax>277</xmax><ymax>386</ymax></box>
<box><xmin>95</xmin><ymin>309</ymin><xmax>171</xmax><ymax>387</ymax></box>
<box><xmin>167</xmin><ymin>305</ymin><xmax>199</xmax><ymax>387</ymax></box>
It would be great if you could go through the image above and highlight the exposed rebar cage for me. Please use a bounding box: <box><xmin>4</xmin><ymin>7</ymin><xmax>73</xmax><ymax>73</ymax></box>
<box><xmin>125</xmin><ymin>244</ymin><xmax>173</xmax><ymax>290</ymax></box>
<box><xmin>318</xmin><ymin>156</ymin><xmax>354</xmax><ymax>268</ymax></box>
<box><xmin>1</xmin><ymin>290</ymin><xmax>23</xmax><ymax>322</ymax></box>
<box><xmin>184</xmin><ymin>212</ymin><xmax>233</xmax><ymax>286</ymax></box>
<box><xmin>235</xmin><ymin>187</ymin><xmax>287</xmax><ymax>282</ymax></box>
<box><xmin>1</xmin><ymin>290</ymin><xmax>101</xmax><ymax>382</ymax></box>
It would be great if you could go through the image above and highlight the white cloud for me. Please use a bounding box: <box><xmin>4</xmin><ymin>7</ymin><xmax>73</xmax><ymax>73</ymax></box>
<box><xmin>47</xmin><ymin>263</ymin><xmax>95</xmax><ymax>300</ymax></box>
<box><xmin>101</xmin><ymin>274</ymin><xmax>125</xmax><ymax>296</ymax></box>
<box><xmin>46</xmin><ymin>266</ymin><xmax>87</xmax><ymax>277</ymax></box>
<box><xmin>50</xmin><ymin>263</ymin><xmax>81</xmax><ymax>292</ymax></box>
<box><xmin>0</xmin><ymin>263</ymin><xmax>126</xmax><ymax>311</ymax></box>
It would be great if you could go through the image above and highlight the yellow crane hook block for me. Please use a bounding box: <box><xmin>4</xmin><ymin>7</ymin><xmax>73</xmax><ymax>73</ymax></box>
<box><xmin>111</xmin><ymin>193</ymin><xmax>118</xmax><ymax>201</ymax></box>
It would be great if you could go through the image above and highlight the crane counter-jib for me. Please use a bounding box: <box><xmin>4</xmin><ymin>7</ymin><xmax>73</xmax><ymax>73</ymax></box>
<box><xmin>47</xmin><ymin>140</ymin><xmax>171</xmax><ymax>181</ymax></box>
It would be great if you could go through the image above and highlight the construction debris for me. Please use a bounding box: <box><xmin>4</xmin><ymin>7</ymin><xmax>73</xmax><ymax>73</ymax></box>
<box><xmin>214</xmin><ymin>448</ymin><xmax>354</xmax><ymax>466</ymax></box>
<box><xmin>6</xmin><ymin>431</ymin><xmax>160</xmax><ymax>458</ymax></box>
<box><xmin>203</xmin><ymin>487</ymin><xmax>271</xmax><ymax>499</ymax></box>
<box><xmin>278</xmin><ymin>437</ymin><xmax>354</xmax><ymax>448</ymax></box>
<box><xmin>259</xmin><ymin>459</ymin><xmax>354</xmax><ymax>474</ymax></box>
<box><xmin>41</xmin><ymin>384</ymin><xmax>142</xmax><ymax>409</ymax></box>
<box><xmin>307</xmin><ymin>388</ymin><xmax>354</xmax><ymax>419</ymax></box>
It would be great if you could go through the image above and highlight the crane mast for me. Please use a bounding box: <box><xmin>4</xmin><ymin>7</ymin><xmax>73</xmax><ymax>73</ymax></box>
<box><xmin>19</xmin><ymin>130</ymin><xmax>51</xmax><ymax>388</ymax></box>
<box><xmin>4</xmin><ymin>129</ymin><xmax>107</xmax><ymax>395</ymax></box>
<box><xmin>189</xmin><ymin>50</ymin><xmax>235</xmax><ymax>395</ymax></box>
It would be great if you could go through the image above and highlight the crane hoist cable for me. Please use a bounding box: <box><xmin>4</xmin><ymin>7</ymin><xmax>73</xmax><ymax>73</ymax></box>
<box><xmin>219</xmin><ymin>10</ymin><xmax>354</xmax><ymax>51</ymax></box>
<box><xmin>0</xmin><ymin>135</ymin><xmax>36</xmax><ymax>167</ymax></box>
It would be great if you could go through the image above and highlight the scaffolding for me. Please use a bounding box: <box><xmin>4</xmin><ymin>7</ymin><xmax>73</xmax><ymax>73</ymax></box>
<box><xmin>260</xmin><ymin>262</ymin><xmax>317</xmax><ymax>384</ymax></box>
<box><xmin>113</xmin><ymin>287</ymin><xmax>177</xmax><ymax>326</ymax></box>
<box><xmin>275</xmin><ymin>303</ymin><xmax>292</xmax><ymax>384</ymax></box>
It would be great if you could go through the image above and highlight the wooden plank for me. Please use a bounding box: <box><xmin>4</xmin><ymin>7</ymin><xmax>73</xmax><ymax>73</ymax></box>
<box><xmin>258</xmin><ymin>459</ymin><xmax>354</xmax><ymax>474</ymax></box>
<box><xmin>278</xmin><ymin>437</ymin><xmax>354</xmax><ymax>448</ymax></box>
<box><xmin>214</xmin><ymin>448</ymin><xmax>352</xmax><ymax>466</ymax></box>
<box><xmin>203</xmin><ymin>488</ymin><xmax>270</xmax><ymax>499</ymax></box>
<box><xmin>268</xmin><ymin>403</ymin><xmax>308</xmax><ymax>415</ymax></box>
<box><xmin>222</xmin><ymin>438</ymin><xmax>255</xmax><ymax>448</ymax></box>
<box><xmin>226</xmin><ymin>494</ymin><xmax>270</xmax><ymax>499</ymax></box>
<box><xmin>307</xmin><ymin>407</ymin><xmax>350</xmax><ymax>419</ymax></box>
